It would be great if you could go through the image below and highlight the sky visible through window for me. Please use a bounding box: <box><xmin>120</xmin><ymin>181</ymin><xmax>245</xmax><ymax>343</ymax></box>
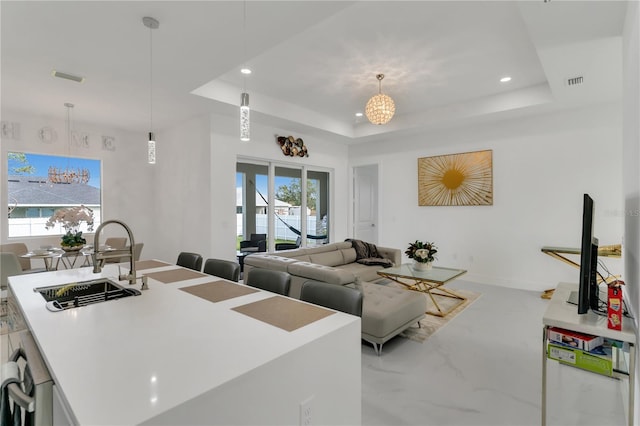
<box><xmin>8</xmin><ymin>152</ymin><xmax>101</xmax><ymax>188</ymax></box>
<box><xmin>236</xmin><ymin>173</ymin><xmax>294</xmax><ymax>196</ymax></box>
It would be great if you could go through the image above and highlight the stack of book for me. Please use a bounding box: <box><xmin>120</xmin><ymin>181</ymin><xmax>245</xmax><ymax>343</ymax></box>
<box><xmin>547</xmin><ymin>327</ymin><xmax>619</xmax><ymax>376</ymax></box>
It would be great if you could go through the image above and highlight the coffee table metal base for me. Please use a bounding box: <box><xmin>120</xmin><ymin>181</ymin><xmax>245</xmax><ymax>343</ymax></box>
<box><xmin>377</xmin><ymin>265</ymin><xmax>468</xmax><ymax>317</ymax></box>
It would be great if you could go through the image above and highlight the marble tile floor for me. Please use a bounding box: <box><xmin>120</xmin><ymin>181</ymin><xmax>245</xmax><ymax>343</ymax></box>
<box><xmin>361</xmin><ymin>280</ymin><xmax>628</xmax><ymax>426</ymax></box>
<box><xmin>1</xmin><ymin>280</ymin><xmax>629</xmax><ymax>425</ymax></box>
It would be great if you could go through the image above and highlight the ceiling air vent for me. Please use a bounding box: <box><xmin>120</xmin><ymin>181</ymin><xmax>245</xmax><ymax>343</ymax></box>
<box><xmin>566</xmin><ymin>76</ymin><xmax>584</xmax><ymax>87</ymax></box>
<box><xmin>51</xmin><ymin>70</ymin><xmax>85</xmax><ymax>83</ymax></box>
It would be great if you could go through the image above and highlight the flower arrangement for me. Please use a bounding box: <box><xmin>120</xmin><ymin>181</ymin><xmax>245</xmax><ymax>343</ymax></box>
<box><xmin>45</xmin><ymin>205</ymin><xmax>94</xmax><ymax>248</ymax></box>
<box><xmin>405</xmin><ymin>240</ymin><xmax>438</xmax><ymax>264</ymax></box>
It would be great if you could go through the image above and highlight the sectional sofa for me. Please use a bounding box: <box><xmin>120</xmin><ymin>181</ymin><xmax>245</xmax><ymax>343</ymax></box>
<box><xmin>244</xmin><ymin>241</ymin><xmax>426</xmax><ymax>354</ymax></box>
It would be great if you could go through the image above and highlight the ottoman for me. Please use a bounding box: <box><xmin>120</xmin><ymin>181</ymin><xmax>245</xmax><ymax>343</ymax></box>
<box><xmin>355</xmin><ymin>281</ymin><xmax>426</xmax><ymax>355</ymax></box>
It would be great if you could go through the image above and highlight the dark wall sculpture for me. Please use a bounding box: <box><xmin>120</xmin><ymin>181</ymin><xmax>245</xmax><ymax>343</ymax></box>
<box><xmin>276</xmin><ymin>135</ymin><xmax>308</xmax><ymax>157</ymax></box>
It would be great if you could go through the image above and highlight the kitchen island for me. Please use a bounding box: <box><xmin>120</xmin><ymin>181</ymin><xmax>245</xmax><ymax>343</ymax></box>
<box><xmin>8</xmin><ymin>261</ymin><xmax>361</xmax><ymax>425</ymax></box>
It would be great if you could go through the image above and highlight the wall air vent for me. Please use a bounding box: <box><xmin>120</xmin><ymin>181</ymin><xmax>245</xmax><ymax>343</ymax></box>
<box><xmin>566</xmin><ymin>76</ymin><xmax>584</xmax><ymax>86</ymax></box>
<box><xmin>51</xmin><ymin>70</ymin><xmax>85</xmax><ymax>83</ymax></box>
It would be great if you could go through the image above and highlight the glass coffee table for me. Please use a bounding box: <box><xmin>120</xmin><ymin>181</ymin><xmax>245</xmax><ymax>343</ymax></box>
<box><xmin>377</xmin><ymin>264</ymin><xmax>467</xmax><ymax>317</ymax></box>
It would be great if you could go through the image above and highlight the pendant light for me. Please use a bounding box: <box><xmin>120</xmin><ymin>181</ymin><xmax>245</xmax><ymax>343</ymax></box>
<box><xmin>365</xmin><ymin>74</ymin><xmax>395</xmax><ymax>125</ymax></box>
<box><xmin>240</xmin><ymin>92</ymin><xmax>250</xmax><ymax>142</ymax></box>
<box><xmin>240</xmin><ymin>0</ymin><xmax>250</xmax><ymax>142</ymax></box>
<box><xmin>47</xmin><ymin>103</ymin><xmax>90</xmax><ymax>185</ymax></box>
<box><xmin>143</xmin><ymin>16</ymin><xmax>159</xmax><ymax>163</ymax></box>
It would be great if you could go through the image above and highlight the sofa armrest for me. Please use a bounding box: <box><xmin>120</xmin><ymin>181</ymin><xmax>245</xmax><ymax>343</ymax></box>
<box><xmin>376</xmin><ymin>246</ymin><xmax>401</xmax><ymax>266</ymax></box>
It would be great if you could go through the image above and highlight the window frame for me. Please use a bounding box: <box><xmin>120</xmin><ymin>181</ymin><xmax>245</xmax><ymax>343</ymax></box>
<box><xmin>236</xmin><ymin>157</ymin><xmax>332</xmax><ymax>251</ymax></box>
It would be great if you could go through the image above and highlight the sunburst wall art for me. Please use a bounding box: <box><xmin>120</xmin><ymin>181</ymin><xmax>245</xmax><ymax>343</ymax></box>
<box><xmin>418</xmin><ymin>150</ymin><xmax>493</xmax><ymax>206</ymax></box>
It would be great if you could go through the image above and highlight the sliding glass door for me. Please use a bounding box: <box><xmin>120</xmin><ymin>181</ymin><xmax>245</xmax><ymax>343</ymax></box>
<box><xmin>236</xmin><ymin>163</ymin><xmax>267</xmax><ymax>249</ymax></box>
<box><xmin>236</xmin><ymin>159</ymin><xmax>330</xmax><ymax>251</ymax></box>
<box><xmin>274</xmin><ymin>166</ymin><xmax>302</xmax><ymax>247</ymax></box>
<box><xmin>305</xmin><ymin>170</ymin><xmax>329</xmax><ymax>247</ymax></box>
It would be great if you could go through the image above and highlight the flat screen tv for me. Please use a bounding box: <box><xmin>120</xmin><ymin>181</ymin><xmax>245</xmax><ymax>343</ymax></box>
<box><xmin>577</xmin><ymin>194</ymin><xmax>600</xmax><ymax>314</ymax></box>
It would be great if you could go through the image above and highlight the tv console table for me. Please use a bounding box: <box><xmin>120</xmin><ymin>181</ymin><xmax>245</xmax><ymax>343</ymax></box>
<box><xmin>541</xmin><ymin>244</ymin><xmax>622</xmax><ymax>270</ymax></box>
<box><xmin>542</xmin><ymin>282</ymin><xmax>636</xmax><ymax>426</ymax></box>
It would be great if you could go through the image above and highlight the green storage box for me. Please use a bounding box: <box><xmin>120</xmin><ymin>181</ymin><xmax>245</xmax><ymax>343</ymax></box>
<box><xmin>548</xmin><ymin>343</ymin><xmax>613</xmax><ymax>377</ymax></box>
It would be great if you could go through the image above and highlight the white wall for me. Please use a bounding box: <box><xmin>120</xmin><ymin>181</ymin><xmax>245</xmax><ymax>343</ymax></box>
<box><xmin>622</xmin><ymin>2</ymin><xmax>640</xmax><ymax>421</ymax></box>
<box><xmin>128</xmin><ymin>109</ymin><xmax>351</xmax><ymax>265</ymax></box>
<box><xmin>1</xmin><ymin>109</ymin><xmax>349</xmax><ymax>267</ymax></box>
<box><xmin>205</xmin><ymin>112</ymin><xmax>350</xmax><ymax>263</ymax></box>
<box><xmin>349</xmin><ymin>103</ymin><xmax>624</xmax><ymax>291</ymax></box>
<box><xmin>2</xmin><ymin>102</ymin><xmax>627</xmax><ymax>296</ymax></box>
<box><xmin>3</xmin><ymin>104</ymin><xmax>624</xmax><ymax>293</ymax></box>
<box><xmin>1</xmin><ymin>109</ymin><xmax>156</xmax><ymax>252</ymax></box>
<box><xmin>150</xmin><ymin>114</ymin><xmax>213</xmax><ymax>264</ymax></box>
<box><xmin>623</xmin><ymin>0</ymin><xmax>640</xmax><ymax>326</ymax></box>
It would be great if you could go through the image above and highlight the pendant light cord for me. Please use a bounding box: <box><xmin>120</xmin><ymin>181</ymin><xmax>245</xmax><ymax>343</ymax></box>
<box><xmin>66</xmin><ymin>104</ymin><xmax>72</xmax><ymax>169</ymax></box>
<box><xmin>149</xmin><ymin>24</ymin><xmax>153</xmax><ymax>134</ymax></box>
<box><xmin>243</xmin><ymin>0</ymin><xmax>247</xmax><ymax>92</ymax></box>
<box><xmin>66</xmin><ymin>104</ymin><xmax>71</xmax><ymax>154</ymax></box>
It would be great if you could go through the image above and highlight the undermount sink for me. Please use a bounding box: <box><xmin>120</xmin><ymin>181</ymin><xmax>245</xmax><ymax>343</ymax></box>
<box><xmin>35</xmin><ymin>279</ymin><xmax>141</xmax><ymax>312</ymax></box>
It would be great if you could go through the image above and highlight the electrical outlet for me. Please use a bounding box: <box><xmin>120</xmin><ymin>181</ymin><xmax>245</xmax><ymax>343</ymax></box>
<box><xmin>300</xmin><ymin>395</ymin><xmax>314</xmax><ymax>426</ymax></box>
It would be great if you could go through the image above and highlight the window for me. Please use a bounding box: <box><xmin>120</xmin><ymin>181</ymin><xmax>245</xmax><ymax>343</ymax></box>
<box><xmin>306</xmin><ymin>170</ymin><xmax>330</xmax><ymax>246</ymax></box>
<box><xmin>274</xmin><ymin>165</ymin><xmax>302</xmax><ymax>245</ymax></box>
<box><xmin>7</xmin><ymin>152</ymin><xmax>101</xmax><ymax>237</ymax></box>
<box><xmin>236</xmin><ymin>159</ymin><xmax>330</xmax><ymax>250</ymax></box>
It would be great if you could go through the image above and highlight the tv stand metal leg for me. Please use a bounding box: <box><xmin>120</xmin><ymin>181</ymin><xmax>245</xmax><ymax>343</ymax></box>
<box><xmin>628</xmin><ymin>343</ymin><xmax>635</xmax><ymax>426</ymax></box>
<box><xmin>541</xmin><ymin>325</ymin><xmax>547</xmax><ymax>426</ymax></box>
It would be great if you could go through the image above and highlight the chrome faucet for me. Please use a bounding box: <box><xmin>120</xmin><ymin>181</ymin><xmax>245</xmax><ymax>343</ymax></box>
<box><xmin>92</xmin><ymin>219</ymin><xmax>148</xmax><ymax>290</ymax></box>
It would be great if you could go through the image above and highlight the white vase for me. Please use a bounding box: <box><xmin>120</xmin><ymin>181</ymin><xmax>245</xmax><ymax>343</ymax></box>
<box><xmin>412</xmin><ymin>260</ymin><xmax>432</xmax><ymax>271</ymax></box>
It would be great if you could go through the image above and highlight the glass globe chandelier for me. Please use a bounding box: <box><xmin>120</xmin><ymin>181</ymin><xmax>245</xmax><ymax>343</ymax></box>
<box><xmin>365</xmin><ymin>74</ymin><xmax>395</xmax><ymax>125</ymax></box>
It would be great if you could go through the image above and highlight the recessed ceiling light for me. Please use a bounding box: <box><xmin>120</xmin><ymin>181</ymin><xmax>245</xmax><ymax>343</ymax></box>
<box><xmin>500</xmin><ymin>76</ymin><xmax>512</xmax><ymax>83</ymax></box>
<box><xmin>241</xmin><ymin>68</ymin><xmax>252</xmax><ymax>75</ymax></box>
<box><xmin>355</xmin><ymin>112</ymin><xmax>363</xmax><ymax>117</ymax></box>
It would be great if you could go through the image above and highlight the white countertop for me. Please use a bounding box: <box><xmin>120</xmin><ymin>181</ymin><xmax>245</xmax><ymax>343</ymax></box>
<box><xmin>9</xmin><ymin>262</ymin><xmax>359</xmax><ymax>425</ymax></box>
<box><xmin>543</xmin><ymin>282</ymin><xmax>636</xmax><ymax>344</ymax></box>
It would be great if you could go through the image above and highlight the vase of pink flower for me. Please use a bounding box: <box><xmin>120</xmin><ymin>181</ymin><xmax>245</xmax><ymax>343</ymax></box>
<box><xmin>45</xmin><ymin>205</ymin><xmax>94</xmax><ymax>250</ymax></box>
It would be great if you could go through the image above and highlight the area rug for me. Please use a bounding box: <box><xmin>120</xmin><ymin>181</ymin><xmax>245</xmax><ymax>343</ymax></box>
<box><xmin>399</xmin><ymin>288</ymin><xmax>481</xmax><ymax>343</ymax></box>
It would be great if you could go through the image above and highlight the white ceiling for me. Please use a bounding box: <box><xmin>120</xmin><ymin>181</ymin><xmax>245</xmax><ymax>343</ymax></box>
<box><xmin>1</xmin><ymin>1</ymin><xmax>628</xmax><ymax>145</ymax></box>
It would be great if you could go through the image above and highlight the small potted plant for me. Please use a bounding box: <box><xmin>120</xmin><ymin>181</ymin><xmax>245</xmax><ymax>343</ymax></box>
<box><xmin>405</xmin><ymin>240</ymin><xmax>437</xmax><ymax>271</ymax></box>
<box><xmin>45</xmin><ymin>205</ymin><xmax>94</xmax><ymax>251</ymax></box>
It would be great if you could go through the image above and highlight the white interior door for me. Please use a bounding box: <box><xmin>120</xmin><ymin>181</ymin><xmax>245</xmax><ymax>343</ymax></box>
<box><xmin>353</xmin><ymin>164</ymin><xmax>378</xmax><ymax>243</ymax></box>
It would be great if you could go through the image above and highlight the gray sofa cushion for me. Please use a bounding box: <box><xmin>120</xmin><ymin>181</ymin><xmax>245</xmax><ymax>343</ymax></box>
<box><xmin>336</xmin><ymin>263</ymin><xmax>386</xmax><ymax>283</ymax></box>
<box><xmin>309</xmin><ymin>250</ymin><xmax>345</xmax><ymax>267</ymax></box>
<box><xmin>358</xmin><ymin>282</ymin><xmax>426</xmax><ymax>345</ymax></box>
<box><xmin>244</xmin><ymin>254</ymin><xmax>297</xmax><ymax>272</ymax></box>
<box><xmin>247</xmin><ymin>241</ymin><xmax>400</xmax><ymax>290</ymax></box>
<box><xmin>340</xmin><ymin>248</ymin><xmax>357</xmax><ymax>264</ymax></box>
<box><xmin>288</xmin><ymin>261</ymin><xmax>355</xmax><ymax>285</ymax></box>
<box><xmin>288</xmin><ymin>254</ymin><xmax>312</xmax><ymax>262</ymax></box>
